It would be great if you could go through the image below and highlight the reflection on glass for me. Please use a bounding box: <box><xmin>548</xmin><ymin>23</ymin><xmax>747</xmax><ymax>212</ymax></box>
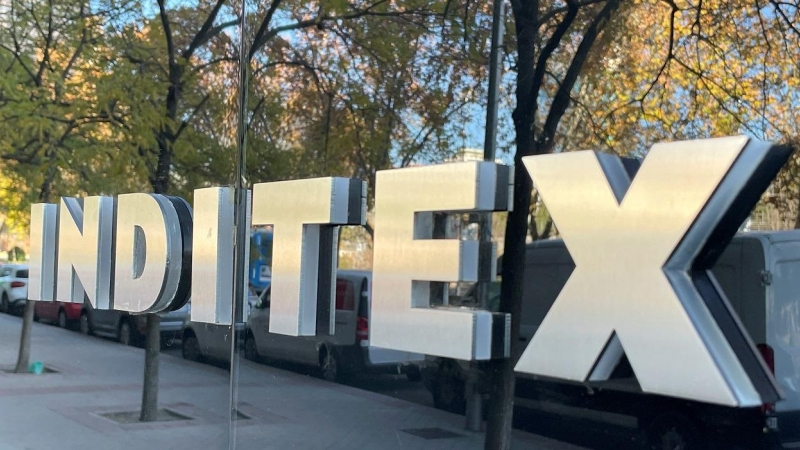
<box><xmin>2</xmin><ymin>0</ymin><xmax>800</xmax><ymax>448</ymax></box>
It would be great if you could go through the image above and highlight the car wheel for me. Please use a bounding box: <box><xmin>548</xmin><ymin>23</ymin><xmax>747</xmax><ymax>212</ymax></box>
<box><xmin>647</xmin><ymin>412</ymin><xmax>701</xmax><ymax>450</ymax></box>
<box><xmin>119</xmin><ymin>320</ymin><xmax>133</xmax><ymax>346</ymax></box>
<box><xmin>58</xmin><ymin>309</ymin><xmax>68</xmax><ymax>329</ymax></box>
<box><xmin>79</xmin><ymin>312</ymin><xmax>91</xmax><ymax>335</ymax></box>
<box><xmin>320</xmin><ymin>347</ymin><xmax>340</xmax><ymax>382</ymax></box>
<box><xmin>244</xmin><ymin>334</ymin><xmax>259</xmax><ymax>362</ymax></box>
<box><xmin>0</xmin><ymin>294</ymin><xmax>9</xmax><ymax>314</ymax></box>
<box><xmin>182</xmin><ymin>333</ymin><xmax>202</xmax><ymax>362</ymax></box>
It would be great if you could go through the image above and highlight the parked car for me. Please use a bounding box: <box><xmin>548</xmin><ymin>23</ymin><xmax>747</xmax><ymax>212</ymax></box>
<box><xmin>180</xmin><ymin>287</ymin><xmax>261</xmax><ymax>362</ymax></box>
<box><xmin>81</xmin><ymin>300</ymin><xmax>190</xmax><ymax>346</ymax></box>
<box><xmin>422</xmin><ymin>232</ymin><xmax>800</xmax><ymax>450</ymax></box>
<box><xmin>34</xmin><ymin>301</ymin><xmax>83</xmax><ymax>328</ymax></box>
<box><xmin>241</xmin><ymin>270</ymin><xmax>423</xmax><ymax>382</ymax></box>
<box><xmin>0</xmin><ymin>264</ymin><xmax>28</xmax><ymax>314</ymax></box>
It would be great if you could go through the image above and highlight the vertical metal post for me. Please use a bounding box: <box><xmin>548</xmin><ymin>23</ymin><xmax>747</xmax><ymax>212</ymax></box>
<box><xmin>483</xmin><ymin>0</ymin><xmax>505</xmax><ymax>160</ymax></box>
<box><xmin>229</xmin><ymin>2</ymin><xmax>251</xmax><ymax>448</ymax></box>
<box><xmin>466</xmin><ymin>0</ymin><xmax>505</xmax><ymax>433</ymax></box>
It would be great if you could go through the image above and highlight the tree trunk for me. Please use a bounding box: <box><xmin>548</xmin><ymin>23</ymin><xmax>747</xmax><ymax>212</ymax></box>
<box><xmin>13</xmin><ymin>163</ymin><xmax>57</xmax><ymax>373</ymax></box>
<box><xmin>142</xmin><ymin>93</ymin><xmax>175</xmax><ymax>417</ymax></box>
<box><xmin>484</xmin><ymin>162</ymin><xmax>534</xmax><ymax>449</ymax></box>
<box><xmin>151</xmin><ymin>137</ymin><xmax>173</xmax><ymax>194</ymax></box>
<box><xmin>484</xmin><ymin>0</ymin><xmax>539</xmax><ymax>444</ymax></box>
<box><xmin>13</xmin><ymin>300</ymin><xmax>36</xmax><ymax>373</ymax></box>
<box><xmin>140</xmin><ymin>313</ymin><xmax>161</xmax><ymax>422</ymax></box>
<box><xmin>142</xmin><ymin>170</ymin><xmax>168</xmax><ymax>420</ymax></box>
<box><xmin>484</xmin><ymin>0</ymin><xmax>621</xmax><ymax>445</ymax></box>
<box><xmin>795</xmin><ymin>185</ymin><xmax>800</xmax><ymax>229</ymax></box>
<box><xmin>150</xmin><ymin>63</ymin><xmax>182</xmax><ymax>194</ymax></box>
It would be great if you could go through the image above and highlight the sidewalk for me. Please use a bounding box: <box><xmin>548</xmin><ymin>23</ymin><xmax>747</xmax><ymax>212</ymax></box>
<box><xmin>0</xmin><ymin>313</ymin><xmax>585</xmax><ymax>450</ymax></box>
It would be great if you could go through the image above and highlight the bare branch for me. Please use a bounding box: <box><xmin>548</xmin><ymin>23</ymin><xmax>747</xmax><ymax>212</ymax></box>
<box><xmin>33</xmin><ymin>0</ymin><xmax>56</xmax><ymax>85</ymax></box>
<box><xmin>183</xmin><ymin>0</ymin><xmax>228</xmax><ymax>59</ymax></box>
<box><xmin>157</xmin><ymin>0</ymin><xmax>175</xmax><ymax>66</ymax></box>
<box><xmin>175</xmin><ymin>95</ymin><xmax>211</xmax><ymax>140</ymax></box>
<box><xmin>540</xmin><ymin>0</ymin><xmax>622</xmax><ymax>147</ymax></box>
<box><xmin>248</xmin><ymin>0</ymin><xmax>438</xmax><ymax>57</ymax></box>
<box><xmin>638</xmin><ymin>0</ymin><xmax>678</xmax><ymax>107</ymax></box>
<box><xmin>539</xmin><ymin>0</ymin><xmax>606</xmax><ymax>24</ymax></box>
<box><xmin>250</xmin><ymin>0</ymin><xmax>284</xmax><ymax>60</ymax></box>
<box><xmin>531</xmin><ymin>0</ymin><xmax>579</xmax><ymax>110</ymax></box>
<box><xmin>769</xmin><ymin>0</ymin><xmax>800</xmax><ymax>39</ymax></box>
<box><xmin>193</xmin><ymin>56</ymin><xmax>237</xmax><ymax>73</ymax></box>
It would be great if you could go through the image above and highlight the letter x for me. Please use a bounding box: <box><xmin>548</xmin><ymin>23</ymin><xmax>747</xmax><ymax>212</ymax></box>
<box><xmin>516</xmin><ymin>136</ymin><xmax>786</xmax><ymax>407</ymax></box>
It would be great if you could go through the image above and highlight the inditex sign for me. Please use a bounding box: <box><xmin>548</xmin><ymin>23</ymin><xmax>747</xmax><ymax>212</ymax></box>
<box><xmin>27</xmin><ymin>136</ymin><xmax>788</xmax><ymax>408</ymax></box>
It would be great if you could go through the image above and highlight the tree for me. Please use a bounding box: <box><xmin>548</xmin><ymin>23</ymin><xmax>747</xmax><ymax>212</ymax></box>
<box><xmin>244</xmin><ymin>0</ymin><xmax>496</xmax><ymax>240</ymax></box>
<box><xmin>558</xmin><ymin>0</ymin><xmax>800</xmax><ymax>225</ymax></box>
<box><xmin>0</xmin><ymin>0</ymin><xmax>136</xmax><ymax>374</ymax></box>
<box><xmin>0</xmin><ymin>0</ymin><xmax>494</xmax><ymax>421</ymax></box>
<box><xmin>96</xmin><ymin>0</ymin><xmax>243</xmax><ymax>421</ymax></box>
<box><xmin>484</xmin><ymin>0</ymin><xmax>626</xmax><ymax>447</ymax></box>
<box><xmin>485</xmin><ymin>0</ymin><xmax>800</xmax><ymax>447</ymax></box>
<box><xmin>106</xmin><ymin>0</ymin><xmax>476</xmax><ymax>422</ymax></box>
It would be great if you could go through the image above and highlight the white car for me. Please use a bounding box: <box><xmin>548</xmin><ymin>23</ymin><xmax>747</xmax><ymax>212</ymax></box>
<box><xmin>0</xmin><ymin>264</ymin><xmax>28</xmax><ymax>314</ymax></box>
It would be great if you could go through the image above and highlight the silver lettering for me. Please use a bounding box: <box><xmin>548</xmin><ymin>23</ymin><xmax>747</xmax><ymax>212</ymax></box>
<box><xmin>370</xmin><ymin>162</ymin><xmax>512</xmax><ymax>360</ymax></box>
<box><xmin>251</xmin><ymin>178</ymin><xmax>365</xmax><ymax>336</ymax></box>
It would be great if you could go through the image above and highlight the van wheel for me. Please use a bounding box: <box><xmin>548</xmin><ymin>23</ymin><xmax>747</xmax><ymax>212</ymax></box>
<box><xmin>58</xmin><ymin>309</ymin><xmax>68</xmax><ymax>329</ymax></box>
<box><xmin>182</xmin><ymin>332</ymin><xmax>202</xmax><ymax>362</ymax></box>
<box><xmin>79</xmin><ymin>312</ymin><xmax>91</xmax><ymax>335</ymax></box>
<box><xmin>119</xmin><ymin>320</ymin><xmax>133</xmax><ymax>346</ymax></box>
<box><xmin>320</xmin><ymin>347</ymin><xmax>340</xmax><ymax>382</ymax></box>
<box><xmin>647</xmin><ymin>412</ymin><xmax>701</xmax><ymax>450</ymax></box>
<box><xmin>244</xmin><ymin>334</ymin><xmax>259</xmax><ymax>362</ymax></box>
<box><xmin>0</xmin><ymin>294</ymin><xmax>9</xmax><ymax>313</ymax></box>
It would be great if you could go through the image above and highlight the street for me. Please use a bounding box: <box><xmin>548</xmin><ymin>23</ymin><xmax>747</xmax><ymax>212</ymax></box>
<box><xmin>0</xmin><ymin>313</ymin><xmax>586</xmax><ymax>450</ymax></box>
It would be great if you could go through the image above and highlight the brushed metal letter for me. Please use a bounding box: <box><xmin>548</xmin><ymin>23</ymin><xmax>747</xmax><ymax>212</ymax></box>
<box><xmin>28</xmin><ymin>203</ymin><xmax>58</xmax><ymax>301</ymax></box>
<box><xmin>370</xmin><ymin>162</ymin><xmax>513</xmax><ymax>360</ymax></box>
<box><xmin>251</xmin><ymin>178</ymin><xmax>365</xmax><ymax>336</ymax></box>
<box><xmin>191</xmin><ymin>187</ymin><xmax>235</xmax><ymax>324</ymax></box>
<box><xmin>517</xmin><ymin>136</ymin><xmax>784</xmax><ymax>407</ymax></box>
<box><xmin>55</xmin><ymin>197</ymin><xmax>114</xmax><ymax>308</ymax></box>
<box><xmin>114</xmin><ymin>193</ymin><xmax>184</xmax><ymax>313</ymax></box>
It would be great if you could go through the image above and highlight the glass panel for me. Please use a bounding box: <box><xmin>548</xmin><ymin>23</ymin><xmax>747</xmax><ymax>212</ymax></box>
<box><xmin>3</xmin><ymin>0</ymin><xmax>799</xmax><ymax>448</ymax></box>
<box><xmin>0</xmin><ymin>0</ymin><xmax>243</xmax><ymax>447</ymax></box>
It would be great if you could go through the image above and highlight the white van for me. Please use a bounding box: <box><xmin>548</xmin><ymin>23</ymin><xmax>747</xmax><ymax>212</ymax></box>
<box><xmin>423</xmin><ymin>231</ymin><xmax>800</xmax><ymax>449</ymax></box>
